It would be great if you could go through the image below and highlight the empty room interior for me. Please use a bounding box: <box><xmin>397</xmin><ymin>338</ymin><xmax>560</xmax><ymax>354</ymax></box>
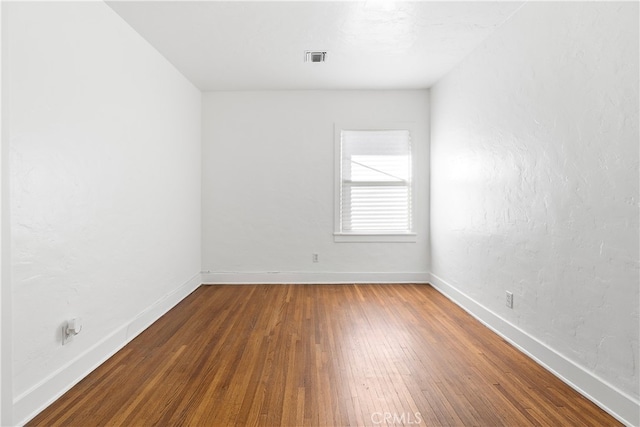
<box><xmin>1</xmin><ymin>0</ymin><xmax>638</xmax><ymax>426</ymax></box>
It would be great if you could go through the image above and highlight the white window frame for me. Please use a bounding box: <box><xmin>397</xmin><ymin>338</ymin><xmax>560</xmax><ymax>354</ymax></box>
<box><xmin>334</xmin><ymin>123</ymin><xmax>417</xmax><ymax>243</ymax></box>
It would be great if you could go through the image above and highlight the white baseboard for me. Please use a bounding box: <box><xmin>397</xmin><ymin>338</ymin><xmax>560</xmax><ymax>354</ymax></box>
<box><xmin>12</xmin><ymin>273</ymin><xmax>202</xmax><ymax>426</ymax></box>
<box><xmin>201</xmin><ymin>271</ymin><xmax>430</xmax><ymax>285</ymax></box>
<box><xmin>428</xmin><ymin>272</ymin><xmax>640</xmax><ymax>427</ymax></box>
<box><xmin>16</xmin><ymin>271</ymin><xmax>634</xmax><ymax>426</ymax></box>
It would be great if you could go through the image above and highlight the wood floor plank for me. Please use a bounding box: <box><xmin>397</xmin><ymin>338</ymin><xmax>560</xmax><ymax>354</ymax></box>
<box><xmin>27</xmin><ymin>284</ymin><xmax>622</xmax><ymax>427</ymax></box>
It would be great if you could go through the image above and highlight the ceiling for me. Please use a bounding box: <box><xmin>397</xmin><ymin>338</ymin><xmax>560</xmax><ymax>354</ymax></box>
<box><xmin>106</xmin><ymin>1</ymin><xmax>525</xmax><ymax>91</ymax></box>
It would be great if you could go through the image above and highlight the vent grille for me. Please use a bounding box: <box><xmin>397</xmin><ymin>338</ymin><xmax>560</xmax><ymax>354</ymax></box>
<box><xmin>305</xmin><ymin>51</ymin><xmax>327</xmax><ymax>63</ymax></box>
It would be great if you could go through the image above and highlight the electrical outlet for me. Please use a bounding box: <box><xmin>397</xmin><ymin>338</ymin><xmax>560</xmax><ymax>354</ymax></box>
<box><xmin>62</xmin><ymin>317</ymin><xmax>83</xmax><ymax>345</ymax></box>
<box><xmin>312</xmin><ymin>253</ymin><xmax>319</xmax><ymax>263</ymax></box>
<box><xmin>506</xmin><ymin>291</ymin><xmax>513</xmax><ymax>309</ymax></box>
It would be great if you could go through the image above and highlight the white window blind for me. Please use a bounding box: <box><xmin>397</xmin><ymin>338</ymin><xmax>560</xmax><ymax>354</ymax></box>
<box><xmin>339</xmin><ymin>129</ymin><xmax>412</xmax><ymax>234</ymax></box>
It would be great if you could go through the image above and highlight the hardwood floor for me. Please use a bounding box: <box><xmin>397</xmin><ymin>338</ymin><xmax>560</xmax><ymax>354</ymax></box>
<box><xmin>28</xmin><ymin>284</ymin><xmax>620</xmax><ymax>426</ymax></box>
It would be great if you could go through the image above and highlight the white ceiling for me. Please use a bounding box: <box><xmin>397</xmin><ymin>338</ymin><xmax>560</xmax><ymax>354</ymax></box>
<box><xmin>106</xmin><ymin>1</ymin><xmax>525</xmax><ymax>91</ymax></box>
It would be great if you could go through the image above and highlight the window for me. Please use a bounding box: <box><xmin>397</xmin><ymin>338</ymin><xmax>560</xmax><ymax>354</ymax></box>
<box><xmin>335</xmin><ymin>125</ymin><xmax>416</xmax><ymax>242</ymax></box>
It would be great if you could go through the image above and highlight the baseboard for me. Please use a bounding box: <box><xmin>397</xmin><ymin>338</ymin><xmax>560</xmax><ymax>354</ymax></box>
<box><xmin>201</xmin><ymin>271</ymin><xmax>430</xmax><ymax>284</ymax></box>
<box><xmin>12</xmin><ymin>273</ymin><xmax>202</xmax><ymax>426</ymax></box>
<box><xmin>428</xmin><ymin>272</ymin><xmax>640</xmax><ymax>427</ymax></box>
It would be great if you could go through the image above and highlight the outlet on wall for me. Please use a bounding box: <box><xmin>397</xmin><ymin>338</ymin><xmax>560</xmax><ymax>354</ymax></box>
<box><xmin>312</xmin><ymin>253</ymin><xmax>319</xmax><ymax>263</ymax></box>
<box><xmin>62</xmin><ymin>317</ymin><xmax>83</xmax><ymax>345</ymax></box>
<box><xmin>506</xmin><ymin>291</ymin><xmax>513</xmax><ymax>309</ymax></box>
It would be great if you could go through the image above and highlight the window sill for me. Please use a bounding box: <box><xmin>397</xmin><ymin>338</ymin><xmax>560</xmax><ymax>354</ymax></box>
<box><xmin>333</xmin><ymin>233</ymin><xmax>417</xmax><ymax>243</ymax></box>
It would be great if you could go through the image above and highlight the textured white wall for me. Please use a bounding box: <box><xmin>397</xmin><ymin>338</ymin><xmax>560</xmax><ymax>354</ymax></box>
<box><xmin>202</xmin><ymin>91</ymin><xmax>429</xmax><ymax>278</ymax></box>
<box><xmin>0</xmin><ymin>2</ymin><xmax>9</xmax><ymax>423</ymax></box>
<box><xmin>431</xmin><ymin>1</ymin><xmax>638</xmax><ymax>401</ymax></box>
<box><xmin>7</xmin><ymin>1</ymin><xmax>201</xmax><ymax>403</ymax></box>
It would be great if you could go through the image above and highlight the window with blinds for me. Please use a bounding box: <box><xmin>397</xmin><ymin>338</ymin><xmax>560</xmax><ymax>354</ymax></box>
<box><xmin>337</xmin><ymin>129</ymin><xmax>413</xmax><ymax>236</ymax></box>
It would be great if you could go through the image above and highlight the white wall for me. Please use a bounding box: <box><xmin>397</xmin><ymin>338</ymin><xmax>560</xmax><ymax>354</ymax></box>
<box><xmin>202</xmin><ymin>91</ymin><xmax>429</xmax><ymax>283</ymax></box>
<box><xmin>430</xmin><ymin>1</ymin><xmax>638</xmax><ymax>423</ymax></box>
<box><xmin>0</xmin><ymin>2</ymin><xmax>11</xmax><ymax>424</ymax></box>
<box><xmin>7</xmin><ymin>2</ymin><xmax>202</xmax><ymax>423</ymax></box>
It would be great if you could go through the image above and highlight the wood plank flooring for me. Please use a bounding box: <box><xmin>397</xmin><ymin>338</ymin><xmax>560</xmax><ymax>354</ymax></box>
<box><xmin>28</xmin><ymin>284</ymin><xmax>621</xmax><ymax>426</ymax></box>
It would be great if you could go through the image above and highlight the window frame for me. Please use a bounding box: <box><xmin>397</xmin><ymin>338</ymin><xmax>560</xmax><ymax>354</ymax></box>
<box><xmin>334</xmin><ymin>122</ymin><xmax>417</xmax><ymax>243</ymax></box>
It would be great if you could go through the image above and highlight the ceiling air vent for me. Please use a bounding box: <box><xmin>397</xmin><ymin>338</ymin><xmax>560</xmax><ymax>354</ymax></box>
<box><xmin>305</xmin><ymin>51</ymin><xmax>327</xmax><ymax>63</ymax></box>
